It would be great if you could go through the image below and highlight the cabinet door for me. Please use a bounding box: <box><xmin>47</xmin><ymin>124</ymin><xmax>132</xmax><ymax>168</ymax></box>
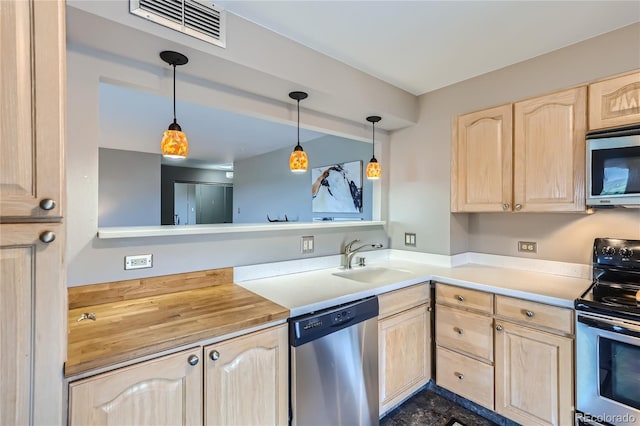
<box><xmin>1</xmin><ymin>223</ymin><xmax>65</xmax><ymax>426</ymax></box>
<box><xmin>0</xmin><ymin>0</ymin><xmax>65</xmax><ymax>220</ymax></box>
<box><xmin>589</xmin><ymin>70</ymin><xmax>640</xmax><ymax>130</ymax></box>
<box><xmin>452</xmin><ymin>104</ymin><xmax>513</xmax><ymax>212</ymax></box>
<box><xmin>379</xmin><ymin>304</ymin><xmax>430</xmax><ymax>415</ymax></box>
<box><xmin>495</xmin><ymin>320</ymin><xmax>573</xmax><ymax>426</ymax></box>
<box><xmin>69</xmin><ymin>348</ymin><xmax>203</xmax><ymax>426</ymax></box>
<box><xmin>513</xmin><ymin>87</ymin><xmax>587</xmax><ymax>212</ymax></box>
<box><xmin>204</xmin><ymin>324</ymin><xmax>288</xmax><ymax>426</ymax></box>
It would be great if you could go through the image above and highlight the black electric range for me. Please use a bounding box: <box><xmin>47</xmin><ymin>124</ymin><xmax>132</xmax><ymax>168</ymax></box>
<box><xmin>575</xmin><ymin>238</ymin><xmax>640</xmax><ymax>322</ymax></box>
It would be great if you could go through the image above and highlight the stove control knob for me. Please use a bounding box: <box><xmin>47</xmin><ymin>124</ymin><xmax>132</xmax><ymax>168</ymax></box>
<box><xmin>620</xmin><ymin>247</ymin><xmax>633</xmax><ymax>257</ymax></box>
<box><xmin>602</xmin><ymin>246</ymin><xmax>615</xmax><ymax>256</ymax></box>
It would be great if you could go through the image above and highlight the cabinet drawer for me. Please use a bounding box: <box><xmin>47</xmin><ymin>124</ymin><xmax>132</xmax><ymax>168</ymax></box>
<box><xmin>379</xmin><ymin>283</ymin><xmax>429</xmax><ymax>319</ymax></box>
<box><xmin>436</xmin><ymin>347</ymin><xmax>493</xmax><ymax>410</ymax></box>
<box><xmin>495</xmin><ymin>295</ymin><xmax>573</xmax><ymax>335</ymax></box>
<box><xmin>436</xmin><ymin>305</ymin><xmax>493</xmax><ymax>361</ymax></box>
<box><xmin>436</xmin><ymin>283</ymin><xmax>493</xmax><ymax>314</ymax></box>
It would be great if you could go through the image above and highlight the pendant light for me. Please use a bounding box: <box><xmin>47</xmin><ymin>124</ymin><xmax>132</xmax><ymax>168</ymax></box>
<box><xmin>366</xmin><ymin>115</ymin><xmax>382</xmax><ymax>180</ymax></box>
<box><xmin>289</xmin><ymin>91</ymin><xmax>309</xmax><ymax>173</ymax></box>
<box><xmin>160</xmin><ymin>50</ymin><xmax>189</xmax><ymax>158</ymax></box>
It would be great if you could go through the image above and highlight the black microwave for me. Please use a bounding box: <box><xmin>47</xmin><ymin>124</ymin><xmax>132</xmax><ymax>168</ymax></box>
<box><xmin>587</xmin><ymin>124</ymin><xmax>640</xmax><ymax>207</ymax></box>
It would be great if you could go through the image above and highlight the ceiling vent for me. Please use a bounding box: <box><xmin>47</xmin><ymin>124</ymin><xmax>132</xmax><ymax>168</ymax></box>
<box><xmin>130</xmin><ymin>0</ymin><xmax>226</xmax><ymax>48</ymax></box>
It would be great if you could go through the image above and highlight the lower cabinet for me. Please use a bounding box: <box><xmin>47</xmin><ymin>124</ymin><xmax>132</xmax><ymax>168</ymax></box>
<box><xmin>378</xmin><ymin>283</ymin><xmax>431</xmax><ymax>415</ymax></box>
<box><xmin>68</xmin><ymin>324</ymin><xmax>288</xmax><ymax>426</ymax></box>
<box><xmin>494</xmin><ymin>320</ymin><xmax>573</xmax><ymax>426</ymax></box>
<box><xmin>434</xmin><ymin>283</ymin><xmax>575</xmax><ymax>426</ymax></box>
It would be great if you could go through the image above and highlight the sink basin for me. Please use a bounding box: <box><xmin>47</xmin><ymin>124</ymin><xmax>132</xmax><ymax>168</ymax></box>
<box><xmin>332</xmin><ymin>266</ymin><xmax>414</xmax><ymax>284</ymax></box>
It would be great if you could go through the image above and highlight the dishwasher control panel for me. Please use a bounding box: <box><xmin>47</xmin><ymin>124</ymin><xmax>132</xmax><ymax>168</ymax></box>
<box><xmin>289</xmin><ymin>296</ymin><xmax>379</xmax><ymax>347</ymax></box>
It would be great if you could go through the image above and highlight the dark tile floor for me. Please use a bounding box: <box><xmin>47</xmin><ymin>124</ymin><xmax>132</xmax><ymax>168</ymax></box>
<box><xmin>380</xmin><ymin>384</ymin><xmax>520</xmax><ymax>426</ymax></box>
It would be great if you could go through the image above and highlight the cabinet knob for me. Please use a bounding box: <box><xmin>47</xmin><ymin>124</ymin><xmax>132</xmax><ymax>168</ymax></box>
<box><xmin>456</xmin><ymin>373</ymin><xmax>464</xmax><ymax>381</ymax></box>
<box><xmin>456</xmin><ymin>327</ymin><xmax>464</xmax><ymax>335</ymax></box>
<box><xmin>496</xmin><ymin>324</ymin><xmax>503</xmax><ymax>332</ymax></box>
<box><xmin>515</xmin><ymin>204</ymin><xmax>522</xmax><ymax>211</ymax></box>
<box><xmin>502</xmin><ymin>203</ymin><xmax>510</xmax><ymax>210</ymax></box>
<box><xmin>456</xmin><ymin>295</ymin><xmax>464</xmax><ymax>302</ymax></box>
<box><xmin>210</xmin><ymin>350</ymin><xmax>220</xmax><ymax>361</ymax></box>
<box><xmin>39</xmin><ymin>231</ymin><xmax>56</xmax><ymax>244</ymax></box>
<box><xmin>525</xmin><ymin>310</ymin><xmax>535</xmax><ymax>318</ymax></box>
<box><xmin>426</xmin><ymin>306</ymin><xmax>432</xmax><ymax>312</ymax></box>
<box><xmin>187</xmin><ymin>355</ymin><xmax>199</xmax><ymax>366</ymax></box>
<box><xmin>39</xmin><ymin>198</ymin><xmax>56</xmax><ymax>211</ymax></box>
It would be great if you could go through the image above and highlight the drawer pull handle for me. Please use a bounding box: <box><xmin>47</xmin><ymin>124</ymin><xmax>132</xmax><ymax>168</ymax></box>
<box><xmin>39</xmin><ymin>231</ymin><xmax>55</xmax><ymax>244</ymax></box>
<box><xmin>187</xmin><ymin>355</ymin><xmax>199</xmax><ymax>366</ymax></box>
<box><xmin>39</xmin><ymin>198</ymin><xmax>56</xmax><ymax>211</ymax></box>
<box><xmin>456</xmin><ymin>295</ymin><xmax>464</xmax><ymax>302</ymax></box>
<box><xmin>525</xmin><ymin>310</ymin><xmax>535</xmax><ymax>318</ymax></box>
<box><xmin>456</xmin><ymin>373</ymin><xmax>464</xmax><ymax>381</ymax></box>
<box><xmin>456</xmin><ymin>328</ymin><xmax>464</xmax><ymax>335</ymax></box>
<box><xmin>210</xmin><ymin>350</ymin><xmax>220</xmax><ymax>361</ymax></box>
<box><xmin>496</xmin><ymin>324</ymin><xmax>503</xmax><ymax>332</ymax></box>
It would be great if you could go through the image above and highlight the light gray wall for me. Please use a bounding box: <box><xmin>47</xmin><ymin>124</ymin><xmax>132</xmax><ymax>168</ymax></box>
<box><xmin>98</xmin><ymin>148</ymin><xmax>161</xmax><ymax>227</ymax></box>
<box><xmin>233</xmin><ymin>135</ymin><xmax>374</xmax><ymax>223</ymax></box>
<box><xmin>389</xmin><ymin>23</ymin><xmax>640</xmax><ymax>264</ymax></box>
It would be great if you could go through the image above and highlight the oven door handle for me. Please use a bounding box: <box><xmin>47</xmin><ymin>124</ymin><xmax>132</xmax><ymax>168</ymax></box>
<box><xmin>578</xmin><ymin>315</ymin><xmax>640</xmax><ymax>339</ymax></box>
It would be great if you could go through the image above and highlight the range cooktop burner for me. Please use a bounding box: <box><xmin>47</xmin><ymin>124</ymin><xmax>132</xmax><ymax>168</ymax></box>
<box><xmin>601</xmin><ymin>295</ymin><xmax>639</xmax><ymax>307</ymax></box>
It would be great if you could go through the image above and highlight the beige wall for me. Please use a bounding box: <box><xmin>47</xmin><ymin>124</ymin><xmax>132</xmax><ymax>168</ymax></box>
<box><xmin>389</xmin><ymin>23</ymin><xmax>640</xmax><ymax>264</ymax></box>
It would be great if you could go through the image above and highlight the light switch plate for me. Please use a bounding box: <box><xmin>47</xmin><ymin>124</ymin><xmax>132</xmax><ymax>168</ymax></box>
<box><xmin>301</xmin><ymin>236</ymin><xmax>314</xmax><ymax>254</ymax></box>
<box><xmin>405</xmin><ymin>233</ymin><xmax>416</xmax><ymax>247</ymax></box>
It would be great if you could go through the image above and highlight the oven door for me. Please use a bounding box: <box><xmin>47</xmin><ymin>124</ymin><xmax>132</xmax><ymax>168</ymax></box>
<box><xmin>576</xmin><ymin>312</ymin><xmax>640</xmax><ymax>425</ymax></box>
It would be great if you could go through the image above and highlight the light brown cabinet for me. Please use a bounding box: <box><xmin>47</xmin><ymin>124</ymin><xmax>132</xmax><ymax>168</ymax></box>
<box><xmin>494</xmin><ymin>320</ymin><xmax>573</xmax><ymax>426</ymax></box>
<box><xmin>452</xmin><ymin>87</ymin><xmax>587</xmax><ymax>213</ymax></box>
<box><xmin>589</xmin><ymin>70</ymin><xmax>640</xmax><ymax>130</ymax></box>
<box><xmin>1</xmin><ymin>0</ymin><xmax>65</xmax><ymax>220</ymax></box>
<box><xmin>435</xmin><ymin>284</ymin><xmax>575</xmax><ymax>425</ymax></box>
<box><xmin>68</xmin><ymin>348</ymin><xmax>204</xmax><ymax>426</ymax></box>
<box><xmin>378</xmin><ymin>284</ymin><xmax>431</xmax><ymax>415</ymax></box>
<box><xmin>204</xmin><ymin>324</ymin><xmax>288</xmax><ymax>426</ymax></box>
<box><xmin>435</xmin><ymin>283</ymin><xmax>494</xmax><ymax>409</ymax></box>
<box><xmin>0</xmin><ymin>1</ymin><xmax>66</xmax><ymax>425</ymax></box>
<box><xmin>68</xmin><ymin>324</ymin><xmax>288</xmax><ymax>426</ymax></box>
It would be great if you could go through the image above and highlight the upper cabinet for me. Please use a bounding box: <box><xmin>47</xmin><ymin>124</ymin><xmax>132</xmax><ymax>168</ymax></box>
<box><xmin>452</xmin><ymin>87</ymin><xmax>587</xmax><ymax>213</ymax></box>
<box><xmin>513</xmin><ymin>87</ymin><xmax>587</xmax><ymax>212</ymax></box>
<box><xmin>451</xmin><ymin>104</ymin><xmax>513</xmax><ymax>212</ymax></box>
<box><xmin>589</xmin><ymin>70</ymin><xmax>640</xmax><ymax>130</ymax></box>
<box><xmin>0</xmin><ymin>0</ymin><xmax>65</xmax><ymax>221</ymax></box>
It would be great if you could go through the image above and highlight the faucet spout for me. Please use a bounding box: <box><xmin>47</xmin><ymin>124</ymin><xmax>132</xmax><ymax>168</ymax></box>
<box><xmin>342</xmin><ymin>241</ymin><xmax>383</xmax><ymax>269</ymax></box>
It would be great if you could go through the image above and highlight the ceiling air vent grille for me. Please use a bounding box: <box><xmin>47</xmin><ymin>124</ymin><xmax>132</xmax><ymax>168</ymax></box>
<box><xmin>130</xmin><ymin>0</ymin><xmax>226</xmax><ymax>48</ymax></box>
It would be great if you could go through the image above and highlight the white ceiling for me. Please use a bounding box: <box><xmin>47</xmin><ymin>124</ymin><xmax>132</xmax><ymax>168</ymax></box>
<box><xmin>215</xmin><ymin>0</ymin><xmax>640</xmax><ymax>95</ymax></box>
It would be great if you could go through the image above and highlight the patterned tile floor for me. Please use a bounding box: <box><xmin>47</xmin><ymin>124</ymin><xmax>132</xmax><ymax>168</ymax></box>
<box><xmin>380</xmin><ymin>386</ymin><xmax>506</xmax><ymax>426</ymax></box>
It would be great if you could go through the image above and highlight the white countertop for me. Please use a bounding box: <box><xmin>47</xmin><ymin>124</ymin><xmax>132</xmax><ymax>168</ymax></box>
<box><xmin>235</xmin><ymin>251</ymin><xmax>593</xmax><ymax>317</ymax></box>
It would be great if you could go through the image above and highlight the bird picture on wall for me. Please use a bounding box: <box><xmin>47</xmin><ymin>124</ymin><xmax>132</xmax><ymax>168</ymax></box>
<box><xmin>311</xmin><ymin>161</ymin><xmax>363</xmax><ymax>213</ymax></box>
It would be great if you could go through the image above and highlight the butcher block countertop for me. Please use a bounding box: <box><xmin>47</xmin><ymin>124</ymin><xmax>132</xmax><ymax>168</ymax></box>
<box><xmin>65</xmin><ymin>268</ymin><xmax>289</xmax><ymax>377</ymax></box>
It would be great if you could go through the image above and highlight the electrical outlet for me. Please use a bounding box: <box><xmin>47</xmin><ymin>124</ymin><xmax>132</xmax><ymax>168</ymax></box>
<box><xmin>518</xmin><ymin>241</ymin><xmax>537</xmax><ymax>253</ymax></box>
<box><xmin>125</xmin><ymin>254</ymin><xmax>153</xmax><ymax>270</ymax></box>
<box><xmin>405</xmin><ymin>233</ymin><xmax>416</xmax><ymax>247</ymax></box>
<box><xmin>301</xmin><ymin>236</ymin><xmax>314</xmax><ymax>254</ymax></box>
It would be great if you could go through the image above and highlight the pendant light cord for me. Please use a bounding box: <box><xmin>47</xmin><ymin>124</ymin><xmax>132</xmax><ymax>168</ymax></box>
<box><xmin>172</xmin><ymin>64</ymin><xmax>177</xmax><ymax>124</ymax></box>
<box><xmin>372</xmin><ymin>121</ymin><xmax>375</xmax><ymax>157</ymax></box>
<box><xmin>297</xmin><ymin>99</ymin><xmax>301</xmax><ymax>146</ymax></box>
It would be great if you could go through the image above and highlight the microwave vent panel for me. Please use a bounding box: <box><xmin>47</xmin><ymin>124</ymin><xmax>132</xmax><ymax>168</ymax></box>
<box><xmin>130</xmin><ymin>0</ymin><xmax>226</xmax><ymax>48</ymax></box>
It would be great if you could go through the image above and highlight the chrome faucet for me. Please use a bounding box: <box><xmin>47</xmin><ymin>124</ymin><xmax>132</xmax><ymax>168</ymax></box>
<box><xmin>342</xmin><ymin>239</ymin><xmax>383</xmax><ymax>269</ymax></box>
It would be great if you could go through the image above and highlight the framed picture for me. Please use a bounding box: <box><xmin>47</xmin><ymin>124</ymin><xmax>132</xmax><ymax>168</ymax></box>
<box><xmin>311</xmin><ymin>160</ymin><xmax>363</xmax><ymax>213</ymax></box>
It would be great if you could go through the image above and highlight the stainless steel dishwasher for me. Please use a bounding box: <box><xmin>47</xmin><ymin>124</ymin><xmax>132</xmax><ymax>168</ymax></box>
<box><xmin>289</xmin><ymin>296</ymin><xmax>379</xmax><ymax>426</ymax></box>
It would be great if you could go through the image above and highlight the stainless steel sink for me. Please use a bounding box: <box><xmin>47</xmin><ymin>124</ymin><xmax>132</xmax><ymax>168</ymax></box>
<box><xmin>332</xmin><ymin>266</ymin><xmax>414</xmax><ymax>284</ymax></box>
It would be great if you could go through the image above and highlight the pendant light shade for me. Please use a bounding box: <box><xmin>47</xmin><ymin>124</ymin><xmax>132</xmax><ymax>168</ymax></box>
<box><xmin>289</xmin><ymin>91</ymin><xmax>309</xmax><ymax>173</ymax></box>
<box><xmin>366</xmin><ymin>115</ymin><xmax>382</xmax><ymax>180</ymax></box>
<box><xmin>160</xmin><ymin>51</ymin><xmax>189</xmax><ymax>159</ymax></box>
